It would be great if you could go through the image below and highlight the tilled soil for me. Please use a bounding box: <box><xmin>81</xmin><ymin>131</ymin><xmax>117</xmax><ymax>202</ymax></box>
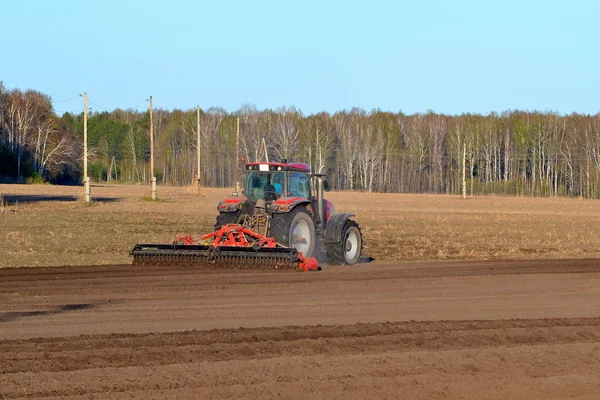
<box><xmin>1</xmin><ymin>260</ymin><xmax>600</xmax><ymax>399</ymax></box>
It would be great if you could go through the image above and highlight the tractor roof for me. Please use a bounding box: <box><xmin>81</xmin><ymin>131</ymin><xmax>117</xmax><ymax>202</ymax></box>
<box><xmin>245</xmin><ymin>162</ymin><xmax>310</xmax><ymax>172</ymax></box>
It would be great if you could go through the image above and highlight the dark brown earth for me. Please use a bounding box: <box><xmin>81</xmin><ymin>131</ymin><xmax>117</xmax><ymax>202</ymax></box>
<box><xmin>2</xmin><ymin>260</ymin><xmax>600</xmax><ymax>399</ymax></box>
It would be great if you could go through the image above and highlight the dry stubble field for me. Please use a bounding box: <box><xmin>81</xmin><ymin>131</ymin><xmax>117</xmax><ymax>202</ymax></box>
<box><xmin>2</xmin><ymin>183</ymin><xmax>600</xmax><ymax>267</ymax></box>
<box><xmin>2</xmin><ymin>183</ymin><xmax>600</xmax><ymax>399</ymax></box>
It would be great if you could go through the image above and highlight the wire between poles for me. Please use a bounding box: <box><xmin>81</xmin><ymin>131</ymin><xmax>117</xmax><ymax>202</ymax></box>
<box><xmin>52</xmin><ymin>94</ymin><xmax>82</xmax><ymax>104</ymax></box>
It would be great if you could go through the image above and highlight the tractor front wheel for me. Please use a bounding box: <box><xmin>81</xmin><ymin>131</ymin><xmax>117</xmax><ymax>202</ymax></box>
<box><xmin>326</xmin><ymin>220</ymin><xmax>362</xmax><ymax>265</ymax></box>
<box><xmin>270</xmin><ymin>207</ymin><xmax>316</xmax><ymax>258</ymax></box>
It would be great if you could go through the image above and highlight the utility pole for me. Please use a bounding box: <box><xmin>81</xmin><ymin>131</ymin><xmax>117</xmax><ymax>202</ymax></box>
<box><xmin>83</xmin><ymin>92</ymin><xmax>90</xmax><ymax>203</ymax></box>
<box><xmin>462</xmin><ymin>142</ymin><xmax>467</xmax><ymax>199</ymax></box>
<box><xmin>149</xmin><ymin>95</ymin><xmax>156</xmax><ymax>200</ymax></box>
<box><xmin>196</xmin><ymin>106</ymin><xmax>201</xmax><ymax>189</ymax></box>
<box><xmin>235</xmin><ymin>117</ymin><xmax>240</xmax><ymax>193</ymax></box>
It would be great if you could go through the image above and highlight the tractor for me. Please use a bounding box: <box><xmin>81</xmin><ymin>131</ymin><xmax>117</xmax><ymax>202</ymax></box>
<box><xmin>215</xmin><ymin>161</ymin><xmax>362</xmax><ymax>265</ymax></box>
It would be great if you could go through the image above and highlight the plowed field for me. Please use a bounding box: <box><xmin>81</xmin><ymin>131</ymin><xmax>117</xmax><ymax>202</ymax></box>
<box><xmin>2</xmin><ymin>260</ymin><xmax>600</xmax><ymax>399</ymax></box>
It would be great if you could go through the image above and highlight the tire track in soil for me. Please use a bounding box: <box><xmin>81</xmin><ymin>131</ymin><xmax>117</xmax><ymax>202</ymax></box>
<box><xmin>1</xmin><ymin>257</ymin><xmax>600</xmax><ymax>284</ymax></box>
<box><xmin>1</xmin><ymin>317</ymin><xmax>599</xmax><ymax>374</ymax></box>
<box><xmin>1</xmin><ymin>318</ymin><xmax>600</xmax><ymax>399</ymax></box>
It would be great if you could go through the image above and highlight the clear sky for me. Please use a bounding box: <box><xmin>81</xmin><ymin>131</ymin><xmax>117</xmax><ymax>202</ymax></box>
<box><xmin>1</xmin><ymin>0</ymin><xmax>598</xmax><ymax>115</ymax></box>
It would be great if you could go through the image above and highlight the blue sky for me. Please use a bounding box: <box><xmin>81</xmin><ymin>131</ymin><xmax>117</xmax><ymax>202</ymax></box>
<box><xmin>1</xmin><ymin>0</ymin><xmax>598</xmax><ymax>115</ymax></box>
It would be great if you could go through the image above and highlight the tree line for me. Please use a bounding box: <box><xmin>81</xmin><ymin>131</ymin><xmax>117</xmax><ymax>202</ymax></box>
<box><xmin>0</xmin><ymin>84</ymin><xmax>81</xmax><ymax>184</ymax></box>
<box><xmin>2</xmin><ymin>82</ymin><xmax>600</xmax><ymax>198</ymax></box>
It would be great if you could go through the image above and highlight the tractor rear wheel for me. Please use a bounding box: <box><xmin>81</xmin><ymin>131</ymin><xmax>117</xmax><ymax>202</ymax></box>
<box><xmin>214</xmin><ymin>211</ymin><xmax>242</xmax><ymax>230</ymax></box>
<box><xmin>270</xmin><ymin>207</ymin><xmax>316</xmax><ymax>258</ymax></box>
<box><xmin>326</xmin><ymin>220</ymin><xmax>362</xmax><ymax>265</ymax></box>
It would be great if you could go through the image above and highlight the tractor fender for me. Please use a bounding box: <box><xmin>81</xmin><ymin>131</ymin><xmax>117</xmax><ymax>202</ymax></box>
<box><xmin>270</xmin><ymin>197</ymin><xmax>312</xmax><ymax>214</ymax></box>
<box><xmin>217</xmin><ymin>196</ymin><xmax>246</xmax><ymax>213</ymax></box>
<box><xmin>324</xmin><ymin>213</ymin><xmax>355</xmax><ymax>243</ymax></box>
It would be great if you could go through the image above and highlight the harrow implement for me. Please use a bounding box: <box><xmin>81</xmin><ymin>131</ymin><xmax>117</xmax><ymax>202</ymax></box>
<box><xmin>130</xmin><ymin>224</ymin><xmax>320</xmax><ymax>272</ymax></box>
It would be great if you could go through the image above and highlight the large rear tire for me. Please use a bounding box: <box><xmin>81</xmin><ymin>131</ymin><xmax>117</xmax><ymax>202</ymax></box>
<box><xmin>270</xmin><ymin>207</ymin><xmax>316</xmax><ymax>258</ymax></box>
<box><xmin>214</xmin><ymin>211</ymin><xmax>242</xmax><ymax>230</ymax></box>
<box><xmin>326</xmin><ymin>220</ymin><xmax>362</xmax><ymax>265</ymax></box>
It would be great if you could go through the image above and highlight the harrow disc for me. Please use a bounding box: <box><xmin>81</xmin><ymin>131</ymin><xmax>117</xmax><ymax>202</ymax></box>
<box><xmin>130</xmin><ymin>243</ymin><xmax>304</xmax><ymax>270</ymax></box>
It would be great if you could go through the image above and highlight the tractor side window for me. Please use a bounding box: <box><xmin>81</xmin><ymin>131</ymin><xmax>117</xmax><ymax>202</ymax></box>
<box><xmin>288</xmin><ymin>172</ymin><xmax>310</xmax><ymax>198</ymax></box>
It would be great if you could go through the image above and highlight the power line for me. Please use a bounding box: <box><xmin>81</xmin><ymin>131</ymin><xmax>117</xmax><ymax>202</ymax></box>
<box><xmin>88</xmin><ymin>99</ymin><xmax>109</xmax><ymax>112</ymax></box>
<box><xmin>132</xmin><ymin>99</ymin><xmax>148</xmax><ymax>110</ymax></box>
<box><xmin>52</xmin><ymin>94</ymin><xmax>82</xmax><ymax>104</ymax></box>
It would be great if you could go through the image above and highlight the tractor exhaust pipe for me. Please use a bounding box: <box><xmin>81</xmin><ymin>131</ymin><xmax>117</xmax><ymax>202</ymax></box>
<box><xmin>316</xmin><ymin>176</ymin><xmax>325</xmax><ymax>232</ymax></box>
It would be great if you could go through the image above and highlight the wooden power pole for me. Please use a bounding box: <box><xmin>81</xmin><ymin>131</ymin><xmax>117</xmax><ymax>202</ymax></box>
<box><xmin>235</xmin><ymin>117</ymin><xmax>240</xmax><ymax>193</ymax></box>
<box><xmin>149</xmin><ymin>96</ymin><xmax>156</xmax><ymax>200</ymax></box>
<box><xmin>462</xmin><ymin>142</ymin><xmax>467</xmax><ymax>199</ymax></box>
<box><xmin>196</xmin><ymin>106</ymin><xmax>201</xmax><ymax>189</ymax></box>
<box><xmin>83</xmin><ymin>92</ymin><xmax>90</xmax><ymax>203</ymax></box>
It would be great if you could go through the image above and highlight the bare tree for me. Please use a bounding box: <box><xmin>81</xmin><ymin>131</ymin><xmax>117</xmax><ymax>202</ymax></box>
<box><xmin>272</xmin><ymin>107</ymin><xmax>300</xmax><ymax>161</ymax></box>
<box><xmin>301</xmin><ymin>112</ymin><xmax>336</xmax><ymax>173</ymax></box>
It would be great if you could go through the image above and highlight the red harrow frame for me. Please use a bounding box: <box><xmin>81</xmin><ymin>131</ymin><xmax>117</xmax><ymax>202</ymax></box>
<box><xmin>131</xmin><ymin>224</ymin><xmax>320</xmax><ymax>272</ymax></box>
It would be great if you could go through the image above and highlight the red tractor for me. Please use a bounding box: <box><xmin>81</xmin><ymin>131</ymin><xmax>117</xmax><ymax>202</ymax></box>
<box><xmin>215</xmin><ymin>161</ymin><xmax>363</xmax><ymax>265</ymax></box>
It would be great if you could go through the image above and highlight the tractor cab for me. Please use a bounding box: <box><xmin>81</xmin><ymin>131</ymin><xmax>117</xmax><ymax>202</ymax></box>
<box><xmin>243</xmin><ymin>162</ymin><xmax>311</xmax><ymax>202</ymax></box>
<box><xmin>217</xmin><ymin>162</ymin><xmax>315</xmax><ymax>226</ymax></box>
